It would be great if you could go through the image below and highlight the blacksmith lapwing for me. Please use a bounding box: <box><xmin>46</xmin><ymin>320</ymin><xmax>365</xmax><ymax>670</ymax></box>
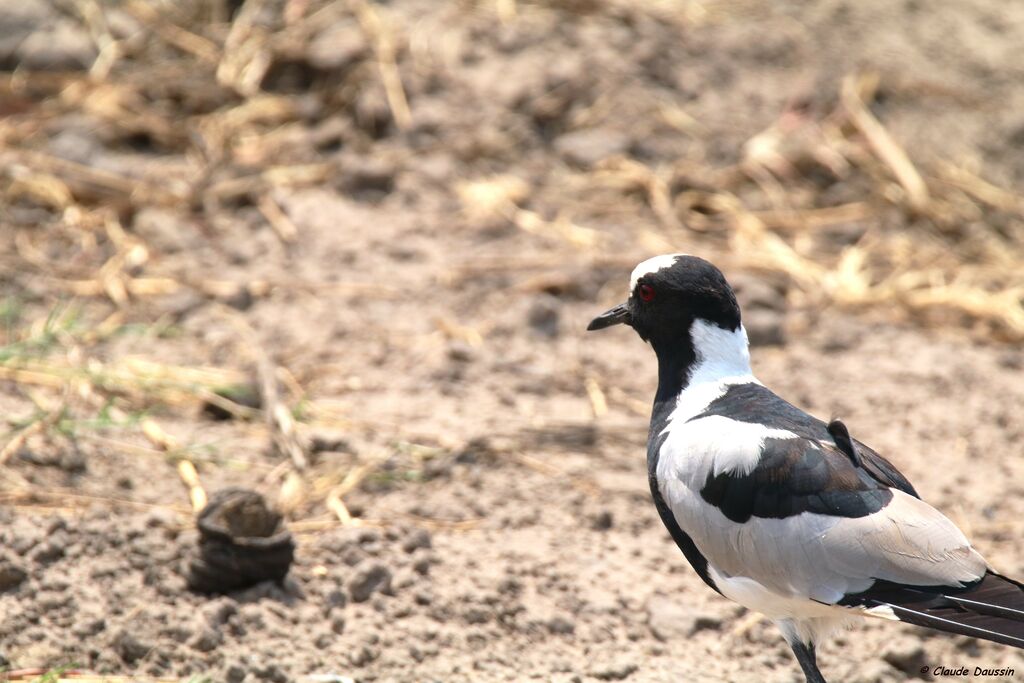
<box><xmin>587</xmin><ymin>254</ymin><xmax>1024</xmax><ymax>682</ymax></box>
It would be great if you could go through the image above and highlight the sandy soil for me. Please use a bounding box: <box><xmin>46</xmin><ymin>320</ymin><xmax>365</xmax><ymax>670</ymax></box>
<box><xmin>1</xmin><ymin>1</ymin><xmax>1023</xmax><ymax>682</ymax></box>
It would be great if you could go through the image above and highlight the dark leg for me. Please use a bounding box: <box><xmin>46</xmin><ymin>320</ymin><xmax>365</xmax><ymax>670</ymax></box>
<box><xmin>789</xmin><ymin>641</ymin><xmax>827</xmax><ymax>683</ymax></box>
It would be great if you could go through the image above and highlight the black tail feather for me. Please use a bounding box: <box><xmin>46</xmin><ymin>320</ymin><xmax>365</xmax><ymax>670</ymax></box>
<box><xmin>843</xmin><ymin>571</ymin><xmax>1024</xmax><ymax>649</ymax></box>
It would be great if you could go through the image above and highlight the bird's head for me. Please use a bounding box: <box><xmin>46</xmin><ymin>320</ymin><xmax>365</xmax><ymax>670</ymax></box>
<box><xmin>586</xmin><ymin>254</ymin><xmax>741</xmax><ymax>349</ymax></box>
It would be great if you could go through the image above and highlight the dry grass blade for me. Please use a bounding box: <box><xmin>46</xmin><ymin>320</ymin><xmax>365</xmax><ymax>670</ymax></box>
<box><xmin>220</xmin><ymin>308</ymin><xmax>309</xmax><ymax>471</ymax></box>
<box><xmin>934</xmin><ymin>162</ymin><xmax>1024</xmax><ymax>215</ymax></box>
<box><xmin>124</xmin><ymin>0</ymin><xmax>221</xmax><ymax>63</ymax></box>
<box><xmin>258</xmin><ymin>194</ymin><xmax>300</xmax><ymax>242</ymax></box>
<box><xmin>584</xmin><ymin>375</ymin><xmax>608</xmax><ymax>418</ymax></box>
<box><xmin>0</xmin><ymin>401</ymin><xmax>65</xmax><ymax>466</ymax></box>
<box><xmin>0</xmin><ymin>488</ymin><xmax>190</xmax><ymax>514</ymax></box>
<box><xmin>217</xmin><ymin>0</ymin><xmax>274</xmax><ymax>96</ymax></box>
<box><xmin>904</xmin><ymin>284</ymin><xmax>1024</xmax><ymax>338</ymax></box>
<box><xmin>5</xmin><ymin>150</ymin><xmax>183</xmax><ymax>205</ymax></box>
<box><xmin>350</xmin><ymin>0</ymin><xmax>412</xmax><ymax>131</ymax></box>
<box><xmin>140</xmin><ymin>418</ymin><xmax>208</xmax><ymax>511</ymax></box>
<box><xmin>841</xmin><ymin>73</ymin><xmax>930</xmax><ymax>213</ymax></box>
<box><xmin>456</xmin><ymin>175</ymin><xmax>604</xmax><ymax>247</ymax></box>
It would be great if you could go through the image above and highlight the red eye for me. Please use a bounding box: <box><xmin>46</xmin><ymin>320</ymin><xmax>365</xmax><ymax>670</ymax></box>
<box><xmin>638</xmin><ymin>284</ymin><xmax>655</xmax><ymax>302</ymax></box>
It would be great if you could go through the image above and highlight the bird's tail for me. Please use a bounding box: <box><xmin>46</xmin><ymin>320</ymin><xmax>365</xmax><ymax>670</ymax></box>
<box><xmin>854</xmin><ymin>571</ymin><xmax>1024</xmax><ymax>649</ymax></box>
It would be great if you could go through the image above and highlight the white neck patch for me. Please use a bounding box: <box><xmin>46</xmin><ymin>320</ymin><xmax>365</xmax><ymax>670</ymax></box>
<box><xmin>688</xmin><ymin>318</ymin><xmax>753</xmax><ymax>386</ymax></box>
<box><xmin>629</xmin><ymin>253</ymin><xmax>688</xmax><ymax>292</ymax></box>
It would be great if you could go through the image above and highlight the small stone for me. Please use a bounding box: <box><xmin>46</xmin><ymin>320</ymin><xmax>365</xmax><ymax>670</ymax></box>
<box><xmin>554</xmin><ymin>128</ymin><xmax>631</xmax><ymax>168</ymax></box>
<box><xmin>202</xmin><ymin>598</ymin><xmax>239</xmax><ymax>626</ymax></box>
<box><xmin>255</xmin><ymin>663</ymin><xmax>288</xmax><ymax>683</ymax></box>
<box><xmin>144</xmin><ymin>508</ymin><xmax>179</xmax><ymax>529</ymax></box>
<box><xmin>881</xmin><ymin>636</ymin><xmax>926</xmax><ymax>675</ymax></box>
<box><xmin>646</xmin><ymin>597</ymin><xmax>721</xmax><ymax>641</ymax></box>
<box><xmin>30</xmin><ymin>540</ymin><xmax>64</xmax><ymax>565</ymax></box>
<box><xmin>412</xmin><ymin>555</ymin><xmax>432</xmax><ymax>575</ymax></box>
<box><xmin>447</xmin><ymin>341</ymin><xmax>476</xmax><ymax>363</ymax></box>
<box><xmin>548</xmin><ymin>615</ymin><xmax>575</xmax><ymax>634</ymax></box>
<box><xmin>527</xmin><ymin>295</ymin><xmax>561</xmax><ymax>338</ymax></box>
<box><xmin>350</xmin><ymin>645</ymin><xmax>378</xmax><ymax>667</ymax></box>
<box><xmin>463</xmin><ymin>606</ymin><xmax>490</xmax><ymax>624</ymax></box>
<box><xmin>71</xmin><ymin>616</ymin><xmax>106</xmax><ymax>637</ymax></box>
<box><xmin>226</xmin><ymin>664</ymin><xmax>248</xmax><ymax>683</ymax></box>
<box><xmin>330</xmin><ymin>615</ymin><xmax>346</xmax><ymax>635</ymax></box>
<box><xmin>590</xmin><ymin>659</ymin><xmax>639</xmax><ymax>681</ymax></box>
<box><xmin>112</xmin><ymin>629</ymin><xmax>151</xmax><ymax>663</ymax></box>
<box><xmin>190</xmin><ymin>627</ymin><xmax>223</xmax><ymax>653</ymax></box>
<box><xmin>323</xmin><ymin>588</ymin><xmax>347</xmax><ymax>614</ymax></box>
<box><xmin>0</xmin><ymin>556</ymin><xmax>28</xmax><ymax>592</ymax></box>
<box><xmin>401</xmin><ymin>529</ymin><xmax>432</xmax><ymax>554</ymax></box>
<box><xmin>347</xmin><ymin>563</ymin><xmax>392</xmax><ymax>602</ymax></box>
<box><xmin>337</xmin><ymin>154</ymin><xmax>395</xmax><ymax>196</ymax></box>
<box><xmin>591</xmin><ymin>510</ymin><xmax>614</xmax><ymax>531</ymax></box>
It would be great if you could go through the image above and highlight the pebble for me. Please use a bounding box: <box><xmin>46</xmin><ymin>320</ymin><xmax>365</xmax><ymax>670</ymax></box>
<box><xmin>226</xmin><ymin>664</ymin><xmax>248</xmax><ymax>683</ymax></box>
<box><xmin>29</xmin><ymin>540</ymin><xmax>65</xmax><ymax>565</ymax></box>
<box><xmin>590</xmin><ymin>659</ymin><xmax>639</xmax><ymax>681</ymax></box>
<box><xmin>646</xmin><ymin>597</ymin><xmax>721</xmax><ymax>641</ymax></box>
<box><xmin>255</xmin><ymin>663</ymin><xmax>289</xmax><ymax>682</ymax></box>
<box><xmin>401</xmin><ymin>529</ymin><xmax>432</xmax><ymax>554</ymax></box>
<box><xmin>347</xmin><ymin>563</ymin><xmax>392</xmax><ymax>602</ymax></box>
<box><xmin>547</xmin><ymin>615</ymin><xmax>576</xmax><ymax>635</ymax></box>
<box><xmin>591</xmin><ymin>510</ymin><xmax>614</xmax><ymax>531</ymax></box>
<box><xmin>349</xmin><ymin>645</ymin><xmax>378</xmax><ymax>667</ymax></box>
<box><xmin>323</xmin><ymin>587</ymin><xmax>347</xmax><ymax>614</ymax></box>
<box><xmin>111</xmin><ymin>628</ymin><xmax>151</xmax><ymax>663</ymax></box>
<box><xmin>881</xmin><ymin>636</ymin><xmax>926</xmax><ymax>674</ymax></box>
<box><xmin>0</xmin><ymin>556</ymin><xmax>28</xmax><ymax>592</ymax></box>
<box><xmin>527</xmin><ymin>295</ymin><xmax>562</xmax><ymax>338</ymax></box>
<box><xmin>202</xmin><ymin>597</ymin><xmax>239</xmax><ymax>627</ymax></box>
<box><xmin>190</xmin><ymin>627</ymin><xmax>223</xmax><ymax>653</ymax></box>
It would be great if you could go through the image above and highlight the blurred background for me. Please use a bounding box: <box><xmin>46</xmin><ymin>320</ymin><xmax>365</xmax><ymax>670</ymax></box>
<box><xmin>1</xmin><ymin>1</ymin><xmax>1023</xmax><ymax>681</ymax></box>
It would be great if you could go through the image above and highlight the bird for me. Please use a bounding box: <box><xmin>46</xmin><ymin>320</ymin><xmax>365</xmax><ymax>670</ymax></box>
<box><xmin>586</xmin><ymin>253</ymin><xmax>1024</xmax><ymax>682</ymax></box>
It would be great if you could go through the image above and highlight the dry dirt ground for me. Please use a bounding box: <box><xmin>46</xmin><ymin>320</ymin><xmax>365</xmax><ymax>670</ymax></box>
<box><xmin>2</xmin><ymin>1</ymin><xmax>1024</xmax><ymax>682</ymax></box>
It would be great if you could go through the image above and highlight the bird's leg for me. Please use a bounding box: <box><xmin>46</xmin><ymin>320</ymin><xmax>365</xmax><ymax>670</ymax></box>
<box><xmin>789</xmin><ymin>641</ymin><xmax>827</xmax><ymax>683</ymax></box>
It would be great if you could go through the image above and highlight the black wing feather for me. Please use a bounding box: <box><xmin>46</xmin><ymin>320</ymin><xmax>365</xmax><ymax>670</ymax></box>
<box><xmin>691</xmin><ymin>383</ymin><xmax>915</xmax><ymax>522</ymax></box>
<box><xmin>842</xmin><ymin>571</ymin><xmax>1024</xmax><ymax>649</ymax></box>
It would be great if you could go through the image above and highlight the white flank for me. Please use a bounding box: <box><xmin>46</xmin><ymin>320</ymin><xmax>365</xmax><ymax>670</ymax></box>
<box><xmin>629</xmin><ymin>253</ymin><xmax>688</xmax><ymax>292</ymax></box>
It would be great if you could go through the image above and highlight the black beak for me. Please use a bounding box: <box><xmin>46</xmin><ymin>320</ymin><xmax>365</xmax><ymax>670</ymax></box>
<box><xmin>587</xmin><ymin>302</ymin><xmax>631</xmax><ymax>331</ymax></box>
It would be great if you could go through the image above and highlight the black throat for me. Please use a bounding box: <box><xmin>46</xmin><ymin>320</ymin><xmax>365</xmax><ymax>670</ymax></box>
<box><xmin>647</xmin><ymin>344</ymin><xmax>696</xmax><ymax>446</ymax></box>
<box><xmin>647</xmin><ymin>331</ymin><xmax>697</xmax><ymax>443</ymax></box>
